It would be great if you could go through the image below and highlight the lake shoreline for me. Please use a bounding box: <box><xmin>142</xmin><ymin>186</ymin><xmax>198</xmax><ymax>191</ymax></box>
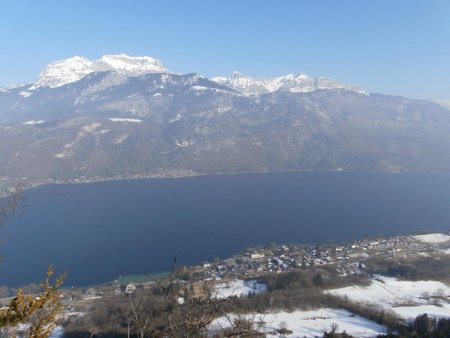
<box><xmin>2</xmin><ymin>171</ymin><xmax>450</xmax><ymax>286</ymax></box>
<box><xmin>4</xmin><ymin>167</ymin><xmax>449</xmax><ymax>199</ymax></box>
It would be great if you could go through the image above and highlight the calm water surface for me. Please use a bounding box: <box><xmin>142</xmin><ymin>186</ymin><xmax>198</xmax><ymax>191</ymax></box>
<box><xmin>2</xmin><ymin>171</ymin><xmax>450</xmax><ymax>286</ymax></box>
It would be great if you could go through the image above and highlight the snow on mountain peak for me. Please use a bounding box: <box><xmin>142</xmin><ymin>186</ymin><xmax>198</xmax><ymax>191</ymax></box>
<box><xmin>231</xmin><ymin>71</ymin><xmax>244</xmax><ymax>78</ymax></box>
<box><xmin>98</xmin><ymin>54</ymin><xmax>166</xmax><ymax>76</ymax></box>
<box><xmin>22</xmin><ymin>55</ymin><xmax>366</xmax><ymax>95</ymax></box>
<box><xmin>211</xmin><ymin>72</ymin><xmax>365</xmax><ymax>95</ymax></box>
<box><xmin>30</xmin><ymin>54</ymin><xmax>169</xmax><ymax>90</ymax></box>
<box><xmin>0</xmin><ymin>84</ymin><xmax>27</xmax><ymax>93</ymax></box>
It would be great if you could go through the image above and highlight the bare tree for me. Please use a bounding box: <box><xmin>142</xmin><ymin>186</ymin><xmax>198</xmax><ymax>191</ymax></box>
<box><xmin>115</xmin><ymin>266</ymin><xmax>266</xmax><ymax>337</ymax></box>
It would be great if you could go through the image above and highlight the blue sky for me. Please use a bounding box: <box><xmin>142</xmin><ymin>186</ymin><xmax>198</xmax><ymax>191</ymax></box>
<box><xmin>1</xmin><ymin>0</ymin><xmax>449</xmax><ymax>100</ymax></box>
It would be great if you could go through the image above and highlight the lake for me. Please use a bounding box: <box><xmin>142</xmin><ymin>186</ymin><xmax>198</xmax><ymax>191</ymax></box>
<box><xmin>1</xmin><ymin>171</ymin><xmax>450</xmax><ymax>286</ymax></box>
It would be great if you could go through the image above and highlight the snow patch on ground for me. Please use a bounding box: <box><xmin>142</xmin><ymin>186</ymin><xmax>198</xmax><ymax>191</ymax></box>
<box><xmin>192</xmin><ymin>85</ymin><xmax>208</xmax><ymax>91</ymax></box>
<box><xmin>191</xmin><ymin>85</ymin><xmax>234</xmax><ymax>94</ymax></box>
<box><xmin>169</xmin><ymin>113</ymin><xmax>182</xmax><ymax>123</ymax></box>
<box><xmin>394</xmin><ymin>305</ymin><xmax>450</xmax><ymax>320</ymax></box>
<box><xmin>412</xmin><ymin>233</ymin><xmax>450</xmax><ymax>243</ymax></box>
<box><xmin>50</xmin><ymin>312</ymin><xmax>85</xmax><ymax>338</ymax></box>
<box><xmin>175</xmin><ymin>140</ymin><xmax>190</xmax><ymax>147</ymax></box>
<box><xmin>326</xmin><ymin>275</ymin><xmax>450</xmax><ymax>320</ymax></box>
<box><xmin>213</xmin><ymin>279</ymin><xmax>267</xmax><ymax>299</ymax></box>
<box><xmin>23</xmin><ymin>120</ymin><xmax>45</xmax><ymax>125</ymax></box>
<box><xmin>109</xmin><ymin>118</ymin><xmax>142</xmax><ymax>123</ymax></box>
<box><xmin>19</xmin><ymin>91</ymin><xmax>32</xmax><ymax>97</ymax></box>
<box><xmin>211</xmin><ymin>308</ymin><xmax>386</xmax><ymax>337</ymax></box>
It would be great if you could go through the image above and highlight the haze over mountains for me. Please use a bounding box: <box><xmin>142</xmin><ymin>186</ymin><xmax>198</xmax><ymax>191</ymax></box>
<box><xmin>1</xmin><ymin>54</ymin><xmax>450</xmax><ymax>189</ymax></box>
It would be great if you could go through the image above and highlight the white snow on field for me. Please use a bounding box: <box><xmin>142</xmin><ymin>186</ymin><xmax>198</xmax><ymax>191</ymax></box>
<box><xmin>326</xmin><ymin>275</ymin><xmax>450</xmax><ymax>320</ymax></box>
<box><xmin>23</xmin><ymin>120</ymin><xmax>45</xmax><ymax>125</ymax></box>
<box><xmin>210</xmin><ymin>308</ymin><xmax>386</xmax><ymax>337</ymax></box>
<box><xmin>109</xmin><ymin>118</ymin><xmax>142</xmax><ymax>123</ymax></box>
<box><xmin>394</xmin><ymin>305</ymin><xmax>450</xmax><ymax>320</ymax></box>
<box><xmin>213</xmin><ymin>279</ymin><xmax>267</xmax><ymax>299</ymax></box>
<box><xmin>50</xmin><ymin>311</ymin><xmax>84</xmax><ymax>337</ymax></box>
<box><xmin>412</xmin><ymin>233</ymin><xmax>450</xmax><ymax>243</ymax></box>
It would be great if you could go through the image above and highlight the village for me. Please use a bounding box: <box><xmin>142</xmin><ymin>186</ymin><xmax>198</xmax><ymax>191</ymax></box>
<box><xmin>33</xmin><ymin>231</ymin><xmax>450</xmax><ymax>338</ymax></box>
<box><xmin>187</xmin><ymin>232</ymin><xmax>450</xmax><ymax>282</ymax></box>
<box><xmin>64</xmin><ymin>231</ymin><xmax>450</xmax><ymax>303</ymax></box>
<box><xmin>0</xmin><ymin>169</ymin><xmax>199</xmax><ymax>198</ymax></box>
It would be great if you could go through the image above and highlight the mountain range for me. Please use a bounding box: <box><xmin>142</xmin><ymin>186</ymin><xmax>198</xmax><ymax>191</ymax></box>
<box><xmin>1</xmin><ymin>54</ymin><xmax>450</xmax><ymax>190</ymax></box>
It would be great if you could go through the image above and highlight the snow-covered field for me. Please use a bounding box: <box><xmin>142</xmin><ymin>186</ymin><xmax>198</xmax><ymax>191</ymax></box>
<box><xmin>326</xmin><ymin>275</ymin><xmax>450</xmax><ymax>320</ymax></box>
<box><xmin>213</xmin><ymin>279</ymin><xmax>267</xmax><ymax>299</ymax></box>
<box><xmin>211</xmin><ymin>308</ymin><xmax>386</xmax><ymax>337</ymax></box>
<box><xmin>412</xmin><ymin>233</ymin><xmax>450</xmax><ymax>244</ymax></box>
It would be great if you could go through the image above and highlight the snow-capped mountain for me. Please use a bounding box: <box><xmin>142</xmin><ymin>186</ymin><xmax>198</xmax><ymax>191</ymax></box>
<box><xmin>1</xmin><ymin>54</ymin><xmax>450</xmax><ymax>186</ymax></box>
<box><xmin>0</xmin><ymin>84</ymin><xmax>25</xmax><ymax>92</ymax></box>
<box><xmin>211</xmin><ymin>71</ymin><xmax>365</xmax><ymax>95</ymax></box>
<box><xmin>12</xmin><ymin>54</ymin><xmax>365</xmax><ymax>97</ymax></box>
<box><xmin>29</xmin><ymin>54</ymin><xmax>169</xmax><ymax>90</ymax></box>
<box><xmin>435</xmin><ymin>99</ymin><xmax>450</xmax><ymax>110</ymax></box>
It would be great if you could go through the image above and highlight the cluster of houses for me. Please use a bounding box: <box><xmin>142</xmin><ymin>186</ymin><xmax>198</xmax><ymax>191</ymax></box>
<box><xmin>189</xmin><ymin>233</ymin><xmax>450</xmax><ymax>281</ymax></box>
<box><xmin>72</xmin><ymin>232</ymin><xmax>450</xmax><ymax>303</ymax></box>
<box><xmin>0</xmin><ymin>169</ymin><xmax>200</xmax><ymax>197</ymax></box>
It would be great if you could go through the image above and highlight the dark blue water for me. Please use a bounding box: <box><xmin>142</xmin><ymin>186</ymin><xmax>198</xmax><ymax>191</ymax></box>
<box><xmin>1</xmin><ymin>171</ymin><xmax>450</xmax><ymax>286</ymax></box>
